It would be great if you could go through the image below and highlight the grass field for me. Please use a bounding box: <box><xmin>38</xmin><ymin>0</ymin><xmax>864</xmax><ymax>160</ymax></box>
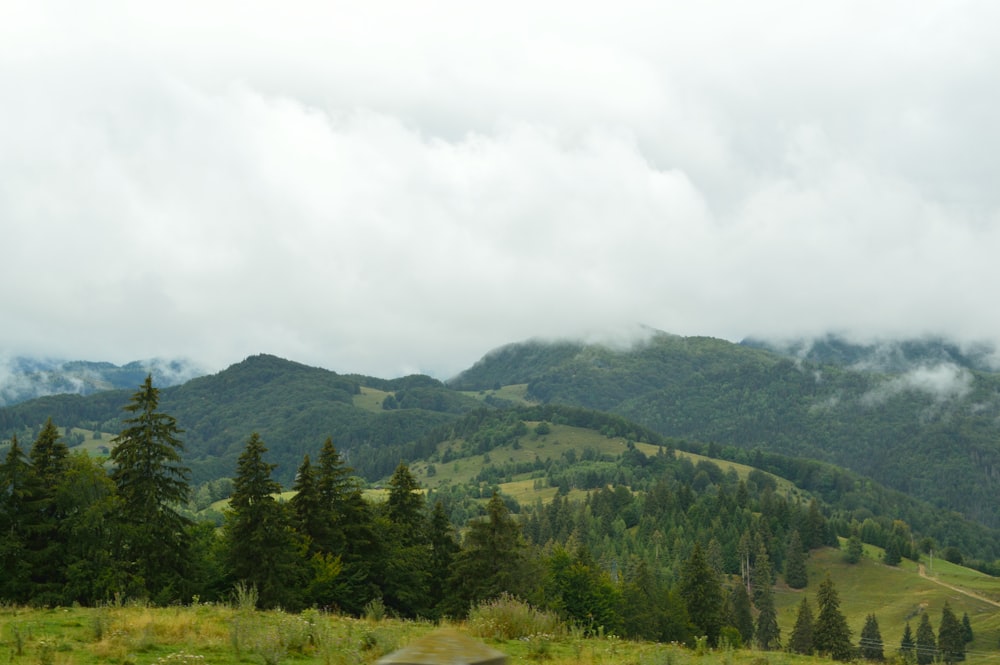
<box><xmin>0</xmin><ymin>601</ymin><xmax>896</xmax><ymax>665</ymax></box>
<box><xmin>406</xmin><ymin>422</ymin><xmax>797</xmax><ymax>507</ymax></box>
<box><xmin>774</xmin><ymin>544</ymin><xmax>1000</xmax><ymax>661</ymax></box>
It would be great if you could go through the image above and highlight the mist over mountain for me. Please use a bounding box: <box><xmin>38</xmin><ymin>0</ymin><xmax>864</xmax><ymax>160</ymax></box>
<box><xmin>0</xmin><ymin>356</ymin><xmax>207</xmax><ymax>406</ymax></box>
<box><xmin>741</xmin><ymin>334</ymin><xmax>1000</xmax><ymax>374</ymax></box>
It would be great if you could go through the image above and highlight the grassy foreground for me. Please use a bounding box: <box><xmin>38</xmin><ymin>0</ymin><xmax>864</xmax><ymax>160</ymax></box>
<box><xmin>1</xmin><ymin>602</ymin><xmax>852</xmax><ymax>665</ymax></box>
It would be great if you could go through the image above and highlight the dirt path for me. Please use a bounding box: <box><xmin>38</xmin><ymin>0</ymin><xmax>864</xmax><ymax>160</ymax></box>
<box><xmin>918</xmin><ymin>564</ymin><xmax>1000</xmax><ymax>608</ymax></box>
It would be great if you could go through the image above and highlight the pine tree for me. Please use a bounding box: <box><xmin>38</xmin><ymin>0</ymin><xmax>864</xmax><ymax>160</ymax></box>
<box><xmin>754</xmin><ymin>583</ymin><xmax>780</xmax><ymax>650</ymax></box>
<box><xmin>225</xmin><ymin>432</ymin><xmax>305</xmax><ymax>609</ymax></box>
<box><xmin>289</xmin><ymin>454</ymin><xmax>324</xmax><ymax>554</ymax></box>
<box><xmin>385</xmin><ymin>462</ymin><xmax>427</xmax><ymax>544</ymax></box>
<box><xmin>378</xmin><ymin>462</ymin><xmax>431</xmax><ymax>617</ymax></box>
<box><xmin>0</xmin><ymin>435</ymin><xmax>32</xmax><ymax>601</ymax></box>
<box><xmin>788</xmin><ymin>596</ymin><xmax>814</xmax><ymax>655</ymax></box>
<box><xmin>960</xmin><ymin>612</ymin><xmax>973</xmax><ymax>644</ymax></box>
<box><xmin>938</xmin><ymin>602</ymin><xmax>965</xmax><ymax>663</ymax></box>
<box><xmin>883</xmin><ymin>538</ymin><xmax>902</xmax><ymax>566</ymax></box>
<box><xmin>110</xmin><ymin>376</ymin><xmax>191</xmax><ymax>600</ymax></box>
<box><xmin>860</xmin><ymin>613</ymin><xmax>885</xmax><ymax>660</ymax></box>
<box><xmin>814</xmin><ymin>574</ymin><xmax>853</xmax><ymax>661</ymax></box>
<box><xmin>785</xmin><ymin>530</ymin><xmax>808</xmax><ymax>589</ymax></box>
<box><xmin>844</xmin><ymin>533</ymin><xmax>863</xmax><ymax>564</ymax></box>
<box><xmin>726</xmin><ymin>583</ymin><xmax>754</xmax><ymax>646</ymax></box>
<box><xmin>679</xmin><ymin>541</ymin><xmax>723</xmax><ymax>645</ymax></box>
<box><xmin>428</xmin><ymin>500</ymin><xmax>459</xmax><ymax>617</ymax></box>
<box><xmin>900</xmin><ymin>621</ymin><xmax>915</xmax><ymax>659</ymax></box>
<box><xmin>24</xmin><ymin>420</ymin><xmax>70</xmax><ymax>604</ymax></box>
<box><xmin>447</xmin><ymin>492</ymin><xmax>528</xmax><ymax>615</ymax></box>
<box><xmin>915</xmin><ymin>612</ymin><xmax>936</xmax><ymax>665</ymax></box>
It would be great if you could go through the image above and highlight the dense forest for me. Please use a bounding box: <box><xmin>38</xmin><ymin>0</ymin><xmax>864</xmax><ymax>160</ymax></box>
<box><xmin>450</xmin><ymin>333</ymin><xmax>1000</xmax><ymax>529</ymax></box>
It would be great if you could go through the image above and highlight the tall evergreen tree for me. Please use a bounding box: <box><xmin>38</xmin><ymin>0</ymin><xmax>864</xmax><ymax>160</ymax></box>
<box><xmin>900</xmin><ymin>622</ymin><xmax>915</xmax><ymax>660</ymax></box>
<box><xmin>726</xmin><ymin>583</ymin><xmax>754</xmax><ymax>646</ymax></box>
<box><xmin>378</xmin><ymin>462</ymin><xmax>431</xmax><ymax>617</ymax></box>
<box><xmin>289</xmin><ymin>454</ymin><xmax>324</xmax><ymax>554</ymax></box>
<box><xmin>860</xmin><ymin>613</ymin><xmax>885</xmax><ymax>661</ymax></box>
<box><xmin>785</xmin><ymin>530</ymin><xmax>808</xmax><ymax>589</ymax></box>
<box><xmin>110</xmin><ymin>376</ymin><xmax>191</xmax><ymax>601</ymax></box>
<box><xmin>788</xmin><ymin>596</ymin><xmax>815</xmax><ymax>655</ymax></box>
<box><xmin>915</xmin><ymin>612</ymin><xmax>936</xmax><ymax>665</ymax></box>
<box><xmin>960</xmin><ymin>612</ymin><xmax>973</xmax><ymax>644</ymax></box>
<box><xmin>814</xmin><ymin>574</ymin><xmax>853</xmax><ymax>661</ymax></box>
<box><xmin>0</xmin><ymin>435</ymin><xmax>31</xmax><ymax>601</ymax></box>
<box><xmin>24</xmin><ymin>420</ymin><xmax>70</xmax><ymax>604</ymax></box>
<box><xmin>679</xmin><ymin>541</ymin><xmax>723</xmax><ymax>645</ymax></box>
<box><xmin>385</xmin><ymin>462</ymin><xmax>427</xmax><ymax>544</ymax></box>
<box><xmin>428</xmin><ymin>500</ymin><xmax>459</xmax><ymax>617</ymax></box>
<box><xmin>447</xmin><ymin>492</ymin><xmax>529</xmax><ymax>615</ymax></box>
<box><xmin>754</xmin><ymin>584</ymin><xmax>780</xmax><ymax>650</ymax></box>
<box><xmin>937</xmin><ymin>602</ymin><xmax>965</xmax><ymax>663</ymax></box>
<box><xmin>224</xmin><ymin>432</ymin><xmax>305</xmax><ymax>609</ymax></box>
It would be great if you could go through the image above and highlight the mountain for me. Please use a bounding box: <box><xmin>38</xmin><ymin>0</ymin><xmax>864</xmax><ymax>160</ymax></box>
<box><xmin>4</xmin><ymin>331</ymin><xmax>1000</xmax><ymax>533</ymax></box>
<box><xmin>0</xmin><ymin>355</ymin><xmax>206</xmax><ymax>406</ymax></box>
<box><xmin>449</xmin><ymin>331</ymin><xmax>1000</xmax><ymax>529</ymax></box>
<box><xmin>0</xmin><ymin>353</ymin><xmax>484</xmax><ymax>486</ymax></box>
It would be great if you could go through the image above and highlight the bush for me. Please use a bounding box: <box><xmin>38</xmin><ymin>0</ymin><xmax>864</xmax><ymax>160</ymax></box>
<box><xmin>467</xmin><ymin>593</ymin><xmax>564</xmax><ymax>640</ymax></box>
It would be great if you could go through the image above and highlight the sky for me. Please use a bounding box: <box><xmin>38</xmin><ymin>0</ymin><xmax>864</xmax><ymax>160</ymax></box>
<box><xmin>3</xmin><ymin>1</ymin><xmax>1000</xmax><ymax>380</ymax></box>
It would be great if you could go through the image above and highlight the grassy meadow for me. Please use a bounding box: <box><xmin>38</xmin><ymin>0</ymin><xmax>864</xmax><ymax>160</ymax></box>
<box><xmin>773</xmin><ymin>544</ymin><xmax>1000</xmax><ymax>661</ymax></box>
<box><xmin>0</xmin><ymin>599</ymin><xmax>891</xmax><ymax>665</ymax></box>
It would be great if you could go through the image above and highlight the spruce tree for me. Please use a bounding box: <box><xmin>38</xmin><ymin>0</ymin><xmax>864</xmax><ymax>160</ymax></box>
<box><xmin>900</xmin><ymin>621</ymin><xmax>915</xmax><ymax>659</ymax></box>
<box><xmin>727</xmin><ymin>583</ymin><xmax>754</xmax><ymax>646</ymax></box>
<box><xmin>679</xmin><ymin>541</ymin><xmax>723</xmax><ymax>645</ymax></box>
<box><xmin>960</xmin><ymin>612</ymin><xmax>973</xmax><ymax>644</ymax></box>
<box><xmin>788</xmin><ymin>596</ymin><xmax>814</xmax><ymax>655</ymax></box>
<box><xmin>883</xmin><ymin>538</ymin><xmax>902</xmax><ymax>566</ymax></box>
<box><xmin>24</xmin><ymin>420</ymin><xmax>70</xmax><ymax>604</ymax></box>
<box><xmin>860</xmin><ymin>613</ymin><xmax>885</xmax><ymax>660</ymax></box>
<box><xmin>785</xmin><ymin>530</ymin><xmax>808</xmax><ymax>589</ymax></box>
<box><xmin>447</xmin><ymin>492</ymin><xmax>528</xmax><ymax>615</ymax></box>
<box><xmin>845</xmin><ymin>533</ymin><xmax>863</xmax><ymax>564</ymax></box>
<box><xmin>938</xmin><ymin>602</ymin><xmax>965</xmax><ymax>663</ymax></box>
<box><xmin>814</xmin><ymin>574</ymin><xmax>853</xmax><ymax>661</ymax></box>
<box><xmin>225</xmin><ymin>432</ymin><xmax>305</xmax><ymax>609</ymax></box>
<box><xmin>385</xmin><ymin>462</ymin><xmax>427</xmax><ymax>544</ymax></box>
<box><xmin>428</xmin><ymin>500</ymin><xmax>459</xmax><ymax>617</ymax></box>
<box><xmin>754</xmin><ymin>579</ymin><xmax>780</xmax><ymax>650</ymax></box>
<box><xmin>111</xmin><ymin>376</ymin><xmax>191</xmax><ymax>600</ymax></box>
<box><xmin>0</xmin><ymin>435</ymin><xmax>31</xmax><ymax>601</ymax></box>
<box><xmin>915</xmin><ymin>612</ymin><xmax>936</xmax><ymax>665</ymax></box>
<box><xmin>289</xmin><ymin>454</ymin><xmax>325</xmax><ymax>555</ymax></box>
<box><xmin>378</xmin><ymin>462</ymin><xmax>431</xmax><ymax>617</ymax></box>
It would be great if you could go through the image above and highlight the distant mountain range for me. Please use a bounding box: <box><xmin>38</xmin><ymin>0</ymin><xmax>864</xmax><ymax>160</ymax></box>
<box><xmin>3</xmin><ymin>331</ymin><xmax>1000</xmax><ymax>534</ymax></box>
<box><xmin>0</xmin><ymin>356</ymin><xmax>207</xmax><ymax>406</ymax></box>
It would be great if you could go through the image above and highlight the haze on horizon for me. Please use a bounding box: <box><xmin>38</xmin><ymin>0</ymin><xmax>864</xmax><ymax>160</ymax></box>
<box><xmin>3</xmin><ymin>2</ymin><xmax>1000</xmax><ymax>379</ymax></box>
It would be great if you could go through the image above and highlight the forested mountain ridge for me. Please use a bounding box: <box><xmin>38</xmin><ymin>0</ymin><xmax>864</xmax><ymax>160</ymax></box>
<box><xmin>4</xmin><ymin>331</ymin><xmax>1000</xmax><ymax>530</ymax></box>
<box><xmin>0</xmin><ymin>356</ymin><xmax>205</xmax><ymax>406</ymax></box>
<box><xmin>0</xmin><ymin>354</ymin><xmax>483</xmax><ymax>485</ymax></box>
<box><xmin>451</xmin><ymin>331</ymin><xmax>1000</xmax><ymax>529</ymax></box>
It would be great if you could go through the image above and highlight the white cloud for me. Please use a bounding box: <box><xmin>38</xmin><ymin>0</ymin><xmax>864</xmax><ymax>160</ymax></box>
<box><xmin>861</xmin><ymin>363</ymin><xmax>974</xmax><ymax>407</ymax></box>
<box><xmin>2</xmin><ymin>2</ymin><xmax>1000</xmax><ymax>378</ymax></box>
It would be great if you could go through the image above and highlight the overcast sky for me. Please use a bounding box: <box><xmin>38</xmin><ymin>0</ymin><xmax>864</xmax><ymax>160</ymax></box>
<box><xmin>3</xmin><ymin>1</ymin><xmax>999</xmax><ymax>379</ymax></box>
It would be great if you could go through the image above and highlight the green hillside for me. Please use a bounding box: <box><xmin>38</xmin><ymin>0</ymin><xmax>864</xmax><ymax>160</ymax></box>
<box><xmin>775</xmin><ymin>546</ymin><xmax>1000</xmax><ymax>658</ymax></box>
<box><xmin>449</xmin><ymin>332</ymin><xmax>1000</xmax><ymax>530</ymax></box>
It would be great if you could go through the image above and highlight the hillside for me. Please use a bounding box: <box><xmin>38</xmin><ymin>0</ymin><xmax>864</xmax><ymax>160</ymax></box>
<box><xmin>0</xmin><ymin>354</ymin><xmax>483</xmax><ymax>485</ymax></box>
<box><xmin>449</xmin><ymin>332</ymin><xmax>1000</xmax><ymax>529</ymax></box>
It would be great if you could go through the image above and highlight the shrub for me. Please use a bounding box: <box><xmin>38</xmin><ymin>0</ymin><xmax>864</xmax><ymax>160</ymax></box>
<box><xmin>467</xmin><ymin>593</ymin><xmax>563</xmax><ymax>640</ymax></box>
